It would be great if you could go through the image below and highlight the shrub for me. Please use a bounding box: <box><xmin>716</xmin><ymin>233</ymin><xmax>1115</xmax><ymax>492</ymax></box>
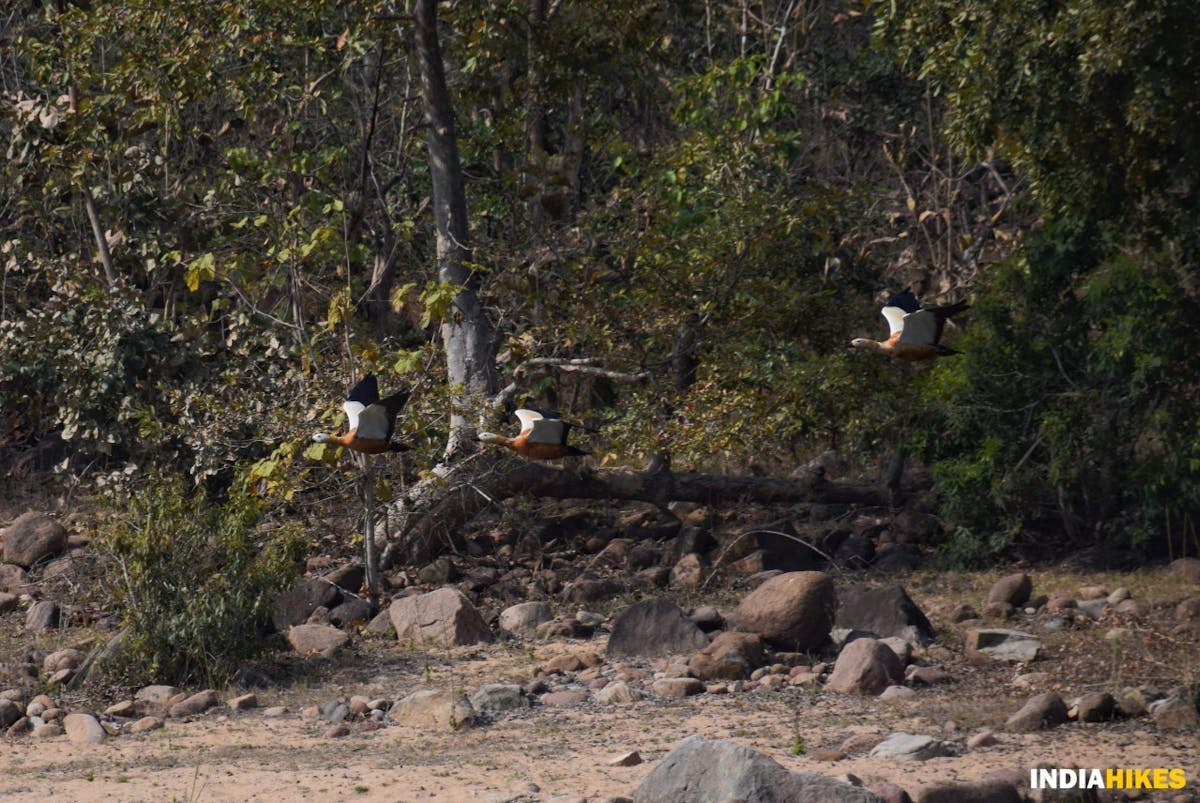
<box><xmin>100</xmin><ymin>473</ymin><xmax>310</xmax><ymax>687</ymax></box>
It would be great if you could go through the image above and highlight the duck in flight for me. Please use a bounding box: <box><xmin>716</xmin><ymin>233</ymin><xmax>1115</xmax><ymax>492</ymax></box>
<box><xmin>478</xmin><ymin>408</ymin><xmax>591</xmax><ymax>460</ymax></box>
<box><xmin>312</xmin><ymin>374</ymin><xmax>411</xmax><ymax>454</ymax></box>
<box><xmin>850</xmin><ymin>288</ymin><xmax>970</xmax><ymax>361</ymax></box>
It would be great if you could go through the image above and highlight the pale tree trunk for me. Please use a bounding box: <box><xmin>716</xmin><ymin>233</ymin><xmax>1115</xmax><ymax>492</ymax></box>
<box><xmin>413</xmin><ymin>0</ymin><xmax>497</xmax><ymax>457</ymax></box>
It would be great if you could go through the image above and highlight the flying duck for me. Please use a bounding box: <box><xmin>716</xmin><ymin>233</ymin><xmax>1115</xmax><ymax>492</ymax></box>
<box><xmin>478</xmin><ymin>408</ymin><xmax>591</xmax><ymax>460</ymax></box>
<box><xmin>850</xmin><ymin>289</ymin><xmax>970</xmax><ymax>361</ymax></box>
<box><xmin>312</xmin><ymin>374</ymin><xmax>411</xmax><ymax>454</ymax></box>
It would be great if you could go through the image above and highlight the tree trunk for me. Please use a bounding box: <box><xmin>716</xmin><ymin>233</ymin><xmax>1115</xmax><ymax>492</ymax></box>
<box><xmin>413</xmin><ymin>0</ymin><xmax>497</xmax><ymax>456</ymax></box>
<box><xmin>381</xmin><ymin>460</ymin><xmax>885</xmax><ymax>567</ymax></box>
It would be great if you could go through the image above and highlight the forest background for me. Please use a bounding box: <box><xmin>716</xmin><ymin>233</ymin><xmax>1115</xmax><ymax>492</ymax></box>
<box><xmin>2</xmin><ymin>0</ymin><xmax>1199</xmax><ymax>572</ymax></box>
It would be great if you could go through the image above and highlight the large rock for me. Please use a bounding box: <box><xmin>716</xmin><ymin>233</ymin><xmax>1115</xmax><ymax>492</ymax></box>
<box><xmin>733</xmin><ymin>571</ymin><xmax>836</xmax><ymax>650</ymax></box>
<box><xmin>825</xmin><ymin>638</ymin><xmax>905</xmax><ymax>695</ymax></box>
<box><xmin>606</xmin><ymin>597</ymin><xmax>709</xmax><ymax>659</ymax></box>
<box><xmin>169</xmin><ymin>690</ymin><xmax>218</xmax><ymax>718</ymax></box>
<box><xmin>633</xmin><ymin>735</ymin><xmax>884</xmax><ymax>803</ymax></box>
<box><xmin>271</xmin><ymin>578</ymin><xmax>342</xmax><ymax>631</ymax></box>
<box><xmin>389</xmin><ymin>587</ymin><xmax>493</xmax><ymax>648</ymax></box>
<box><xmin>0</xmin><ymin>699</ymin><xmax>21</xmax><ymax>728</ymax></box>
<box><xmin>723</xmin><ymin>519</ymin><xmax>823</xmax><ymax>573</ymax></box>
<box><xmin>868</xmin><ymin>733</ymin><xmax>955</xmax><ymax>761</ymax></box>
<box><xmin>985</xmin><ymin>574</ymin><xmax>1032</xmax><ymax>607</ymax></box>
<box><xmin>1149</xmin><ymin>694</ymin><xmax>1200</xmax><ymax>730</ymax></box>
<box><xmin>1166</xmin><ymin>557</ymin><xmax>1200</xmax><ymax>584</ymax></box>
<box><xmin>834</xmin><ymin>585</ymin><xmax>935</xmax><ymax>645</ymax></box>
<box><xmin>468</xmin><ymin>684</ymin><xmax>528</xmax><ymax>715</ymax></box>
<box><xmin>688</xmin><ymin>632</ymin><xmax>768</xmax><ymax>681</ymax></box>
<box><xmin>25</xmin><ymin>600</ymin><xmax>60</xmax><ymax>632</ymax></box>
<box><xmin>135</xmin><ymin>685</ymin><xmax>183</xmax><ymax>706</ymax></box>
<box><xmin>0</xmin><ymin>564</ymin><xmax>29</xmax><ymax>593</ymax></box>
<box><xmin>1005</xmin><ymin>692</ymin><xmax>1070</xmax><ymax>732</ymax></box>
<box><xmin>63</xmin><ymin>712</ymin><xmax>106</xmax><ymax>744</ymax></box>
<box><xmin>2</xmin><ymin>512</ymin><xmax>67</xmax><ymax>568</ymax></box>
<box><xmin>964</xmin><ymin>628</ymin><xmax>1041</xmax><ymax>662</ymax></box>
<box><xmin>287</xmin><ymin>623</ymin><xmax>350</xmax><ymax>657</ymax></box>
<box><xmin>388</xmin><ymin>689</ymin><xmax>475</xmax><ymax>731</ymax></box>
<box><xmin>498</xmin><ymin>601</ymin><xmax>553</xmax><ymax>637</ymax></box>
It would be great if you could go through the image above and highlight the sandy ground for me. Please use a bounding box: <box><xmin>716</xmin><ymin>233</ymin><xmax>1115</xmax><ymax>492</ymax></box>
<box><xmin>1</xmin><ymin>628</ymin><xmax>1198</xmax><ymax>803</ymax></box>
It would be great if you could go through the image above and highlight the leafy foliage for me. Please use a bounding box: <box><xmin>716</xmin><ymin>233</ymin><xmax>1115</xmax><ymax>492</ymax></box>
<box><xmin>2</xmin><ymin>0</ymin><xmax>1198</xmax><ymax>568</ymax></box>
<box><xmin>99</xmin><ymin>474</ymin><xmax>309</xmax><ymax>686</ymax></box>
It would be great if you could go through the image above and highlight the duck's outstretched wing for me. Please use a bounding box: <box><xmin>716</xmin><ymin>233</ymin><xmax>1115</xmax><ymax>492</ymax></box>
<box><xmin>897</xmin><ymin>309</ymin><xmax>939</xmax><ymax>346</ymax></box>
<box><xmin>514</xmin><ymin>408</ymin><xmax>569</xmax><ymax>445</ymax></box>
<box><xmin>341</xmin><ymin>375</ymin><xmax>380</xmax><ymax>432</ymax></box>
<box><xmin>881</xmin><ymin>305</ymin><xmax>908</xmax><ymax>337</ymax></box>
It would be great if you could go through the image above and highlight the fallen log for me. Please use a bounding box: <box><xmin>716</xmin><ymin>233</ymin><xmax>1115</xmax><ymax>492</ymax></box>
<box><xmin>380</xmin><ymin>458</ymin><xmax>885</xmax><ymax>568</ymax></box>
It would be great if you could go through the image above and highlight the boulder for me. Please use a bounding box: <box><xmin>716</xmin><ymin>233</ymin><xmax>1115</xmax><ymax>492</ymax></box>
<box><xmin>1075</xmin><ymin>692</ymin><xmax>1117</xmax><ymax>722</ymax></box>
<box><xmin>168</xmin><ymin>690</ymin><xmax>218</xmax><ymax>718</ymax></box>
<box><xmin>985</xmin><ymin>574</ymin><xmax>1032</xmax><ymax>607</ymax></box>
<box><xmin>327</xmin><ymin>596</ymin><xmax>374</xmax><ymax>628</ymax></box>
<box><xmin>688</xmin><ymin>632</ymin><xmax>768</xmax><ymax>681</ymax></box>
<box><xmin>650</xmin><ymin>678</ymin><xmax>705</xmax><ymax>698</ymax></box>
<box><xmin>868</xmin><ymin>733</ymin><xmax>955</xmax><ymax>761</ymax></box>
<box><xmin>723</xmin><ymin>519</ymin><xmax>823</xmax><ymax>573</ymax></box>
<box><xmin>389</xmin><ymin>587</ymin><xmax>493</xmax><ymax>648</ymax></box>
<box><xmin>633</xmin><ymin>734</ymin><xmax>884</xmax><ymax>803</ymax></box>
<box><xmin>321</xmin><ymin>562</ymin><xmax>365</xmax><ymax>593</ymax></box>
<box><xmin>0</xmin><ymin>699</ymin><xmax>21</xmax><ymax>728</ymax></box>
<box><xmin>596</xmin><ymin>681</ymin><xmax>644</xmax><ymax>704</ymax></box>
<box><xmin>25</xmin><ymin>600</ymin><xmax>59</xmax><ymax>632</ymax></box>
<box><xmin>271</xmin><ymin>578</ymin><xmax>342</xmax><ymax>631</ymax></box>
<box><xmin>1167</xmin><ymin>557</ymin><xmax>1200</xmax><ymax>584</ymax></box>
<box><xmin>834</xmin><ymin>585</ymin><xmax>934</xmax><ymax>645</ymax></box>
<box><xmin>2</xmin><ymin>512</ymin><xmax>67</xmax><ymax>568</ymax></box>
<box><xmin>669</xmin><ymin>552</ymin><xmax>707</xmax><ymax>590</ymax></box>
<box><xmin>1149</xmin><ymin>694</ymin><xmax>1200</xmax><ymax>730</ymax></box>
<box><xmin>1005</xmin><ymin>692</ymin><xmax>1070</xmax><ymax>731</ymax></box>
<box><xmin>825</xmin><ymin>638</ymin><xmax>905</xmax><ymax>695</ymax></box>
<box><xmin>498</xmin><ymin>601</ymin><xmax>554</xmax><ymax>637</ymax></box>
<box><xmin>468</xmin><ymin>684</ymin><xmax>528</xmax><ymax>715</ymax></box>
<box><xmin>562</xmin><ymin>576</ymin><xmax>625</xmax><ymax>604</ymax></box>
<box><xmin>606</xmin><ymin>597</ymin><xmax>709</xmax><ymax>659</ymax></box>
<box><xmin>388</xmin><ymin>689</ymin><xmax>475</xmax><ymax>731</ymax></box>
<box><xmin>964</xmin><ymin>628</ymin><xmax>1041</xmax><ymax>663</ymax></box>
<box><xmin>63</xmin><ymin>712</ymin><xmax>106</xmax><ymax>744</ymax></box>
<box><xmin>0</xmin><ymin>565</ymin><xmax>28</xmax><ymax>594</ymax></box>
<box><xmin>287</xmin><ymin>623</ymin><xmax>350</xmax><ymax>657</ymax></box>
<box><xmin>733</xmin><ymin>571</ymin><xmax>836</xmax><ymax>650</ymax></box>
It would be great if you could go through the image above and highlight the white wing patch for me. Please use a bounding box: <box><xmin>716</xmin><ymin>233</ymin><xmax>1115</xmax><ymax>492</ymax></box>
<box><xmin>343</xmin><ymin>400</ymin><xmax>366</xmax><ymax>433</ymax></box>
<box><xmin>514</xmin><ymin>409</ymin><xmax>566</xmax><ymax>445</ymax></box>
<box><xmin>355</xmin><ymin>403</ymin><xmax>391</xmax><ymax>440</ymax></box>
<box><xmin>514</xmin><ymin>409</ymin><xmax>544</xmax><ymax>433</ymax></box>
<box><xmin>881</xmin><ymin>305</ymin><xmax>908</xmax><ymax>337</ymax></box>
<box><xmin>897</xmin><ymin>309</ymin><xmax>938</xmax><ymax>346</ymax></box>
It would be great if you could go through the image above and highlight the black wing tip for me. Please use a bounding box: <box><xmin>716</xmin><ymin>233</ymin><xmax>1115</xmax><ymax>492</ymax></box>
<box><xmin>347</xmin><ymin>374</ymin><xmax>381</xmax><ymax>405</ymax></box>
<box><xmin>885</xmin><ymin>288</ymin><xmax>921</xmax><ymax>313</ymax></box>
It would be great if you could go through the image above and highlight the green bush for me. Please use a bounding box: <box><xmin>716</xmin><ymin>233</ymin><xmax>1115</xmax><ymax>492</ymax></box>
<box><xmin>100</xmin><ymin>474</ymin><xmax>310</xmax><ymax>687</ymax></box>
<box><xmin>919</xmin><ymin>221</ymin><xmax>1200</xmax><ymax>563</ymax></box>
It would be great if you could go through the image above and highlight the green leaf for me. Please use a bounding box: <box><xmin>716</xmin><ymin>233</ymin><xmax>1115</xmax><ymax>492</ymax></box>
<box><xmin>185</xmin><ymin>253</ymin><xmax>217</xmax><ymax>292</ymax></box>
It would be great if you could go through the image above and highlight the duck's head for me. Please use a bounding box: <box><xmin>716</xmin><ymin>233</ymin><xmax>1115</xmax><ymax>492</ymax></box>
<box><xmin>849</xmin><ymin>337</ymin><xmax>876</xmax><ymax>351</ymax></box>
<box><xmin>312</xmin><ymin>432</ymin><xmax>335</xmax><ymax>443</ymax></box>
<box><xmin>477</xmin><ymin>431</ymin><xmax>509</xmax><ymax>446</ymax></box>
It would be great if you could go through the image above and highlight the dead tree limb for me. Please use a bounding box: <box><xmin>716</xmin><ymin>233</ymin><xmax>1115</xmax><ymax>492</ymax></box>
<box><xmin>379</xmin><ymin>459</ymin><xmax>885</xmax><ymax>567</ymax></box>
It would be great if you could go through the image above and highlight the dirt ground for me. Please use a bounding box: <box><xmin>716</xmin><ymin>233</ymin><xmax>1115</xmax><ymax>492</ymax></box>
<box><xmin>1</xmin><ymin>567</ymin><xmax>1198</xmax><ymax>803</ymax></box>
